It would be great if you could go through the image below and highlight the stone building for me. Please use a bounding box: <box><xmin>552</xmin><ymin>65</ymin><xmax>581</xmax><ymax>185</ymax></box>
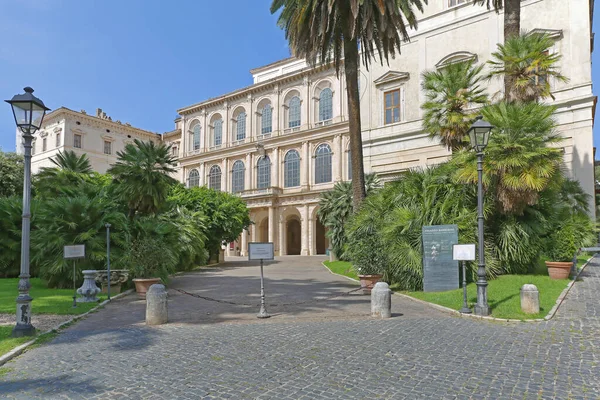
<box><xmin>173</xmin><ymin>0</ymin><xmax>596</xmax><ymax>257</ymax></box>
<box><xmin>16</xmin><ymin>107</ymin><xmax>160</xmax><ymax>175</ymax></box>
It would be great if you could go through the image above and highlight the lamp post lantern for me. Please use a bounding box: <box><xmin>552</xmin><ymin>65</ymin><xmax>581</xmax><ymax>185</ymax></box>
<box><xmin>468</xmin><ymin>116</ymin><xmax>493</xmax><ymax>317</ymax></box>
<box><xmin>5</xmin><ymin>87</ymin><xmax>50</xmax><ymax>337</ymax></box>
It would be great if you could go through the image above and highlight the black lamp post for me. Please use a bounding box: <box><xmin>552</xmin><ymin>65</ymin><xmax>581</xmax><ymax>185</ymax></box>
<box><xmin>468</xmin><ymin>116</ymin><xmax>493</xmax><ymax>317</ymax></box>
<box><xmin>5</xmin><ymin>87</ymin><xmax>50</xmax><ymax>337</ymax></box>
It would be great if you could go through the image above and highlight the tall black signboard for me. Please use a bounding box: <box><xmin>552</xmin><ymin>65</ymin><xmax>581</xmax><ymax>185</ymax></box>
<box><xmin>422</xmin><ymin>225</ymin><xmax>459</xmax><ymax>292</ymax></box>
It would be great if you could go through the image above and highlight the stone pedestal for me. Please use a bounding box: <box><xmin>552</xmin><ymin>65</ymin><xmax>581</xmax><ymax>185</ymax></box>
<box><xmin>77</xmin><ymin>270</ymin><xmax>101</xmax><ymax>303</ymax></box>
<box><xmin>520</xmin><ymin>284</ymin><xmax>540</xmax><ymax>314</ymax></box>
<box><xmin>371</xmin><ymin>282</ymin><xmax>392</xmax><ymax>318</ymax></box>
<box><xmin>146</xmin><ymin>284</ymin><xmax>168</xmax><ymax>325</ymax></box>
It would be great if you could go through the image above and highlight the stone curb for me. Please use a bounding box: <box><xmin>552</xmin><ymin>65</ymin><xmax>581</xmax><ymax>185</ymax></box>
<box><xmin>321</xmin><ymin>256</ymin><xmax>595</xmax><ymax>323</ymax></box>
<box><xmin>0</xmin><ymin>289</ymin><xmax>134</xmax><ymax>367</ymax></box>
<box><xmin>321</xmin><ymin>262</ymin><xmax>360</xmax><ymax>283</ymax></box>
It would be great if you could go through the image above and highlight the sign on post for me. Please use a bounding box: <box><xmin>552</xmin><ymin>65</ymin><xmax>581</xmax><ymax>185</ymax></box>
<box><xmin>248</xmin><ymin>242</ymin><xmax>274</xmax><ymax>261</ymax></box>
<box><xmin>422</xmin><ymin>225</ymin><xmax>459</xmax><ymax>292</ymax></box>
<box><xmin>453</xmin><ymin>244</ymin><xmax>476</xmax><ymax>261</ymax></box>
<box><xmin>63</xmin><ymin>245</ymin><xmax>85</xmax><ymax>259</ymax></box>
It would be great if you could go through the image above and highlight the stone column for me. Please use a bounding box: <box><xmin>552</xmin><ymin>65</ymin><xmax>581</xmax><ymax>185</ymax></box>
<box><xmin>221</xmin><ymin>158</ymin><xmax>228</xmax><ymax>192</ymax></box>
<box><xmin>249</xmin><ymin>153</ymin><xmax>254</xmax><ymax>190</ymax></box>
<box><xmin>250</xmin><ymin>220</ymin><xmax>256</xmax><ymax>243</ymax></box>
<box><xmin>201</xmin><ymin>109</ymin><xmax>207</xmax><ymax>150</ymax></box>
<box><xmin>247</xmin><ymin>94</ymin><xmax>254</xmax><ymax>141</ymax></box>
<box><xmin>223</xmin><ymin>102</ymin><xmax>230</xmax><ymax>147</ymax></box>
<box><xmin>333</xmin><ymin>134</ymin><xmax>342</xmax><ymax>182</ymax></box>
<box><xmin>245</xmin><ymin>153</ymin><xmax>252</xmax><ymax>191</ymax></box>
<box><xmin>303</xmin><ymin>76</ymin><xmax>311</xmax><ymax>129</ymax></box>
<box><xmin>301</xmin><ymin>141</ymin><xmax>309</xmax><ymax>188</ymax></box>
<box><xmin>199</xmin><ymin>162</ymin><xmax>205</xmax><ymax>186</ymax></box>
<box><xmin>241</xmin><ymin>229</ymin><xmax>248</xmax><ymax>257</ymax></box>
<box><xmin>278</xmin><ymin>214</ymin><xmax>285</xmax><ymax>256</ymax></box>
<box><xmin>273</xmin><ymin>86</ymin><xmax>280</xmax><ymax>135</ymax></box>
<box><xmin>268</xmin><ymin>206</ymin><xmax>275</xmax><ymax>244</ymax></box>
<box><xmin>272</xmin><ymin>147</ymin><xmax>279</xmax><ymax>187</ymax></box>
<box><xmin>301</xmin><ymin>204</ymin><xmax>309</xmax><ymax>255</ymax></box>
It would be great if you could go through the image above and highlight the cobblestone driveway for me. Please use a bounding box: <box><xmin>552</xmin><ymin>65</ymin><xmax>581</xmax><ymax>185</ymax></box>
<box><xmin>1</xmin><ymin>256</ymin><xmax>599</xmax><ymax>399</ymax></box>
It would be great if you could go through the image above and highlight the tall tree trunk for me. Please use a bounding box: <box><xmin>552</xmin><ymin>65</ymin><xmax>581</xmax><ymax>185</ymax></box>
<box><xmin>343</xmin><ymin>36</ymin><xmax>366</xmax><ymax>211</ymax></box>
<box><xmin>503</xmin><ymin>0</ymin><xmax>521</xmax><ymax>101</ymax></box>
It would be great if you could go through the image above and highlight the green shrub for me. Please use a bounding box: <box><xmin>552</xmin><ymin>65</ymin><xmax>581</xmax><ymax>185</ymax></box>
<box><xmin>547</xmin><ymin>225</ymin><xmax>579</xmax><ymax>262</ymax></box>
<box><xmin>127</xmin><ymin>237</ymin><xmax>177</xmax><ymax>282</ymax></box>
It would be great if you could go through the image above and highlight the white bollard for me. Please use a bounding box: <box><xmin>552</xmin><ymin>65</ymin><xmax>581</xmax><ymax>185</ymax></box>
<box><xmin>146</xmin><ymin>284</ymin><xmax>168</xmax><ymax>325</ymax></box>
<box><xmin>371</xmin><ymin>282</ymin><xmax>392</xmax><ymax>318</ymax></box>
<box><xmin>520</xmin><ymin>284</ymin><xmax>540</xmax><ymax>314</ymax></box>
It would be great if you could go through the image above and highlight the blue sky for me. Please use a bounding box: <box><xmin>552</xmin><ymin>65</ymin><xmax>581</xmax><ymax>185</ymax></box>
<box><xmin>0</xmin><ymin>0</ymin><xmax>598</xmax><ymax>153</ymax></box>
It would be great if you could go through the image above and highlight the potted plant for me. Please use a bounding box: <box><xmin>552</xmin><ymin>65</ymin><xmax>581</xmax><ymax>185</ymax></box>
<box><xmin>345</xmin><ymin>220</ymin><xmax>387</xmax><ymax>294</ymax></box>
<box><xmin>545</xmin><ymin>225</ymin><xmax>577</xmax><ymax>280</ymax></box>
<box><xmin>128</xmin><ymin>237</ymin><xmax>176</xmax><ymax>298</ymax></box>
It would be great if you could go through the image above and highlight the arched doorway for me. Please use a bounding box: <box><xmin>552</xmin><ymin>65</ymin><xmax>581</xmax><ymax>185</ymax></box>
<box><xmin>287</xmin><ymin>218</ymin><xmax>301</xmax><ymax>255</ymax></box>
<box><xmin>315</xmin><ymin>219</ymin><xmax>328</xmax><ymax>255</ymax></box>
<box><xmin>259</xmin><ymin>218</ymin><xmax>269</xmax><ymax>242</ymax></box>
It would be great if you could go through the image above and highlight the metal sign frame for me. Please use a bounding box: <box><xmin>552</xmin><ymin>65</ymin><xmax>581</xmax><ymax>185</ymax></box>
<box><xmin>63</xmin><ymin>245</ymin><xmax>85</xmax><ymax>259</ymax></box>
<box><xmin>248</xmin><ymin>242</ymin><xmax>275</xmax><ymax>261</ymax></box>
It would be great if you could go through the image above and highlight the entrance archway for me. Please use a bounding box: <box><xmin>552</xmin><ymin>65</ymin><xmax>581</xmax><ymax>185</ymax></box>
<box><xmin>287</xmin><ymin>218</ymin><xmax>301</xmax><ymax>255</ymax></box>
<box><xmin>259</xmin><ymin>218</ymin><xmax>269</xmax><ymax>242</ymax></box>
<box><xmin>315</xmin><ymin>219</ymin><xmax>328</xmax><ymax>255</ymax></box>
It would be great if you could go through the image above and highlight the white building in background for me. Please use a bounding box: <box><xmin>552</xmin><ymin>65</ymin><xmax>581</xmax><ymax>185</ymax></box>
<box><xmin>16</xmin><ymin>108</ymin><xmax>160</xmax><ymax>175</ymax></box>
<box><xmin>173</xmin><ymin>0</ymin><xmax>596</xmax><ymax>257</ymax></box>
<box><xmin>20</xmin><ymin>0</ymin><xmax>596</xmax><ymax>257</ymax></box>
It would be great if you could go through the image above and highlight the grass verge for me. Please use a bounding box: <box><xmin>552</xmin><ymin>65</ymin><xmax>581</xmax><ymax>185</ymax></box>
<box><xmin>323</xmin><ymin>261</ymin><xmax>358</xmax><ymax>280</ymax></box>
<box><xmin>0</xmin><ymin>278</ymin><xmax>104</xmax><ymax>315</ymax></box>
<box><xmin>0</xmin><ymin>326</ymin><xmax>32</xmax><ymax>358</ymax></box>
<box><xmin>400</xmin><ymin>274</ymin><xmax>570</xmax><ymax>320</ymax></box>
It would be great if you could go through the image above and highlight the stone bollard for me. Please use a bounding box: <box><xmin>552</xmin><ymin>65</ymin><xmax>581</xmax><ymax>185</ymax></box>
<box><xmin>371</xmin><ymin>282</ymin><xmax>392</xmax><ymax>318</ymax></box>
<box><xmin>77</xmin><ymin>270</ymin><xmax>101</xmax><ymax>302</ymax></box>
<box><xmin>146</xmin><ymin>284</ymin><xmax>168</xmax><ymax>325</ymax></box>
<box><xmin>520</xmin><ymin>284</ymin><xmax>540</xmax><ymax>314</ymax></box>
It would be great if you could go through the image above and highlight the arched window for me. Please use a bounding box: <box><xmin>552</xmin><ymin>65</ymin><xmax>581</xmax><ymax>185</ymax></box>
<box><xmin>315</xmin><ymin>144</ymin><xmax>332</xmax><ymax>184</ymax></box>
<box><xmin>261</xmin><ymin>104</ymin><xmax>272</xmax><ymax>135</ymax></box>
<box><xmin>188</xmin><ymin>169</ymin><xmax>200</xmax><ymax>187</ymax></box>
<box><xmin>257</xmin><ymin>156</ymin><xmax>271</xmax><ymax>189</ymax></box>
<box><xmin>236</xmin><ymin>112</ymin><xmax>246</xmax><ymax>141</ymax></box>
<box><xmin>208</xmin><ymin>165</ymin><xmax>222</xmax><ymax>191</ymax></box>
<box><xmin>213</xmin><ymin>119</ymin><xmax>223</xmax><ymax>147</ymax></box>
<box><xmin>288</xmin><ymin>96</ymin><xmax>301</xmax><ymax>128</ymax></box>
<box><xmin>347</xmin><ymin>150</ymin><xmax>352</xmax><ymax>180</ymax></box>
<box><xmin>232</xmin><ymin>160</ymin><xmax>245</xmax><ymax>193</ymax></box>
<box><xmin>319</xmin><ymin>88</ymin><xmax>333</xmax><ymax>121</ymax></box>
<box><xmin>284</xmin><ymin>150</ymin><xmax>301</xmax><ymax>188</ymax></box>
<box><xmin>192</xmin><ymin>124</ymin><xmax>201</xmax><ymax>150</ymax></box>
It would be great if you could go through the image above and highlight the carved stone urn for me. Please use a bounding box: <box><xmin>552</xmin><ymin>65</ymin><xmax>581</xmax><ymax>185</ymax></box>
<box><xmin>95</xmin><ymin>270</ymin><xmax>130</xmax><ymax>294</ymax></box>
<box><xmin>77</xmin><ymin>270</ymin><xmax>101</xmax><ymax>302</ymax></box>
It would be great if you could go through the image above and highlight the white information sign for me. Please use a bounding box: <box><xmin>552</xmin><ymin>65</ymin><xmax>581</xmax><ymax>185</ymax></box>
<box><xmin>248</xmin><ymin>242</ymin><xmax>274</xmax><ymax>261</ymax></box>
<box><xmin>453</xmin><ymin>244</ymin><xmax>476</xmax><ymax>261</ymax></box>
<box><xmin>63</xmin><ymin>245</ymin><xmax>85</xmax><ymax>259</ymax></box>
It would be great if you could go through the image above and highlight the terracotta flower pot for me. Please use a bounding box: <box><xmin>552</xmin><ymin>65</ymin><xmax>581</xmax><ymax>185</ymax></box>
<box><xmin>133</xmin><ymin>278</ymin><xmax>162</xmax><ymax>298</ymax></box>
<box><xmin>358</xmin><ymin>274</ymin><xmax>383</xmax><ymax>295</ymax></box>
<box><xmin>545</xmin><ymin>261</ymin><xmax>573</xmax><ymax>280</ymax></box>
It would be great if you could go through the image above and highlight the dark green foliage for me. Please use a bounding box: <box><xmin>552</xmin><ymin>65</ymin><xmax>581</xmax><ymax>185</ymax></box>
<box><xmin>0</xmin><ymin>151</ymin><xmax>24</xmax><ymax>198</ymax></box>
<box><xmin>547</xmin><ymin>225</ymin><xmax>578</xmax><ymax>263</ymax></box>
<box><xmin>0</xmin><ymin>197</ymin><xmax>37</xmax><ymax>278</ymax></box>
<box><xmin>169</xmin><ymin>185</ymin><xmax>250</xmax><ymax>259</ymax></box>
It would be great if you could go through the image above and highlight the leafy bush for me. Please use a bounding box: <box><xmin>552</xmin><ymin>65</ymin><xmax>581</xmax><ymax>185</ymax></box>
<box><xmin>547</xmin><ymin>225</ymin><xmax>578</xmax><ymax>262</ymax></box>
<box><xmin>345</xmin><ymin>204</ymin><xmax>387</xmax><ymax>277</ymax></box>
<box><xmin>127</xmin><ymin>237</ymin><xmax>177</xmax><ymax>282</ymax></box>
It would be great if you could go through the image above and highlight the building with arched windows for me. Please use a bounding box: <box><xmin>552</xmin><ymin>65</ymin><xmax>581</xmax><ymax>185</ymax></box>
<box><xmin>167</xmin><ymin>0</ymin><xmax>595</xmax><ymax>257</ymax></box>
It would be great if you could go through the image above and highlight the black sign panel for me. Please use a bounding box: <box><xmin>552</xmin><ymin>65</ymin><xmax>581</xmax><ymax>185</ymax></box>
<box><xmin>422</xmin><ymin>225</ymin><xmax>459</xmax><ymax>292</ymax></box>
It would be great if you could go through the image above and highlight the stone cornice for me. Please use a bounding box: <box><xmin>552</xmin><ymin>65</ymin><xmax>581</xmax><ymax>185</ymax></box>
<box><xmin>42</xmin><ymin>107</ymin><xmax>161</xmax><ymax>140</ymax></box>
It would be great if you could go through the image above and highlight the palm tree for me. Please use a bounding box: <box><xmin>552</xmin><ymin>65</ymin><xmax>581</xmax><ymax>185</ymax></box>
<box><xmin>35</xmin><ymin>150</ymin><xmax>94</xmax><ymax>197</ymax></box>
<box><xmin>108</xmin><ymin>139</ymin><xmax>177</xmax><ymax>218</ymax></box>
<box><xmin>453</xmin><ymin>101</ymin><xmax>564</xmax><ymax>214</ymax></box>
<box><xmin>271</xmin><ymin>0</ymin><xmax>425</xmax><ymax>211</ymax></box>
<box><xmin>488</xmin><ymin>33</ymin><xmax>568</xmax><ymax>103</ymax></box>
<box><xmin>421</xmin><ymin>61</ymin><xmax>488</xmax><ymax>150</ymax></box>
<box><xmin>317</xmin><ymin>174</ymin><xmax>380</xmax><ymax>258</ymax></box>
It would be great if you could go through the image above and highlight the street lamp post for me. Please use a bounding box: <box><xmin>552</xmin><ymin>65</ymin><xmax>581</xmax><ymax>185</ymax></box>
<box><xmin>5</xmin><ymin>87</ymin><xmax>50</xmax><ymax>337</ymax></box>
<box><xmin>105</xmin><ymin>223</ymin><xmax>111</xmax><ymax>300</ymax></box>
<box><xmin>468</xmin><ymin>116</ymin><xmax>493</xmax><ymax>317</ymax></box>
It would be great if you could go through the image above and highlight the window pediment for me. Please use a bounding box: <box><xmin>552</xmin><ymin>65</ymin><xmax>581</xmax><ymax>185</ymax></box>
<box><xmin>529</xmin><ymin>28</ymin><xmax>563</xmax><ymax>40</ymax></box>
<box><xmin>101</xmin><ymin>135</ymin><xmax>115</xmax><ymax>142</ymax></box>
<box><xmin>374</xmin><ymin>71</ymin><xmax>410</xmax><ymax>86</ymax></box>
<box><xmin>435</xmin><ymin>51</ymin><xmax>478</xmax><ymax>69</ymax></box>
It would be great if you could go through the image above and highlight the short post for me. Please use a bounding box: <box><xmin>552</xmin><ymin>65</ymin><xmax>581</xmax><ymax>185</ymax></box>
<box><xmin>460</xmin><ymin>261</ymin><xmax>472</xmax><ymax>314</ymax></box>
<box><xmin>257</xmin><ymin>258</ymin><xmax>270</xmax><ymax>318</ymax></box>
<box><xmin>371</xmin><ymin>282</ymin><xmax>392</xmax><ymax>318</ymax></box>
<box><xmin>146</xmin><ymin>284</ymin><xmax>168</xmax><ymax>325</ymax></box>
<box><xmin>520</xmin><ymin>284</ymin><xmax>540</xmax><ymax>314</ymax></box>
<box><xmin>72</xmin><ymin>260</ymin><xmax>77</xmax><ymax>308</ymax></box>
<box><xmin>105</xmin><ymin>223</ymin><xmax>111</xmax><ymax>300</ymax></box>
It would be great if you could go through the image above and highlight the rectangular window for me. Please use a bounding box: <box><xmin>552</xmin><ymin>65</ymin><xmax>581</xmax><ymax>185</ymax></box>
<box><xmin>56</xmin><ymin>133</ymin><xmax>61</xmax><ymax>148</ymax></box>
<box><xmin>448</xmin><ymin>0</ymin><xmax>467</xmax><ymax>6</ymax></box>
<box><xmin>74</xmin><ymin>134</ymin><xmax>82</xmax><ymax>149</ymax></box>
<box><xmin>42</xmin><ymin>138</ymin><xmax>47</xmax><ymax>152</ymax></box>
<box><xmin>104</xmin><ymin>140</ymin><xmax>112</xmax><ymax>155</ymax></box>
<box><xmin>172</xmin><ymin>146</ymin><xmax>178</xmax><ymax>156</ymax></box>
<box><xmin>532</xmin><ymin>50</ymin><xmax>550</xmax><ymax>87</ymax></box>
<box><xmin>384</xmin><ymin>89</ymin><xmax>401</xmax><ymax>125</ymax></box>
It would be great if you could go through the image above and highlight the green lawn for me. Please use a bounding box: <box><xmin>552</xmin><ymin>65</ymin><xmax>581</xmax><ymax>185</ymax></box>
<box><xmin>0</xmin><ymin>326</ymin><xmax>32</xmax><ymax>357</ymax></box>
<box><xmin>401</xmin><ymin>274</ymin><xmax>570</xmax><ymax>320</ymax></box>
<box><xmin>323</xmin><ymin>261</ymin><xmax>358</xmax><ymax>280</ymax></box>
<box><xmin>0</xmin><ymin>278</ymin><xmax>104</xmax><ymax>315</ymax></box>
